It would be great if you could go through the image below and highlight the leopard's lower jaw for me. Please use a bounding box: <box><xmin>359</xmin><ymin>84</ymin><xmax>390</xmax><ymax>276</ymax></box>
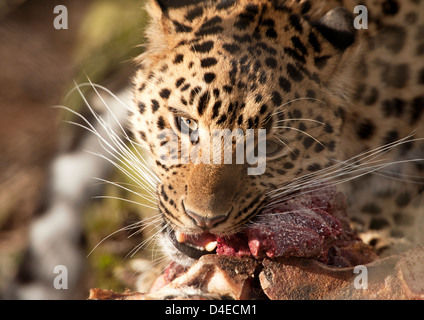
<box><xmin>169</xmin><ymin>228</ymin><xmax>217</xmax><ymax>260</ymax></box>
<box><xmin>158</xmin><ymin>231</ymin><xmax>198</xmax><ymax>268</ymax></box>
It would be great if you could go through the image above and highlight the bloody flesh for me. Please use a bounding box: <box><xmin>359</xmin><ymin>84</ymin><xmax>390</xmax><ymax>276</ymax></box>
<box><xmin>215</xmin><ymin>185</ymin><xmax>347</xmax><ymax>261</ymax></box>
<box><xmin>158</xmin><ymin>184</ymin><xmax>374</xmax><ymax>291</ymax></box>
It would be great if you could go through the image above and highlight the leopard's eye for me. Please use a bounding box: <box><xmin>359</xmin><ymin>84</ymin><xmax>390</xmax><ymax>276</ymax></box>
<box><xmin>176</xmin><ymin>116</ymin><xmax>198</xmax><ymax>132</ymax></box>
<box><xmin>266</xmin><ymin>140</ymin><xmax>284</xmax><ymax>157</ymax></box>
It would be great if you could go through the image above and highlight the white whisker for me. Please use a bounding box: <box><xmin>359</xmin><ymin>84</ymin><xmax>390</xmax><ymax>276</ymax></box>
<box><xmin>267</xmin><ymin>134</ymin><xmax>424</xmax><ymax>207</ymax></box>
<box><xmin>92</xmin><ymin>195</ymin><xmax>158</xmax><ymax>210</ymax></box>
<box><xmin>272</xmin><ymin>97</ymin><xmax>328</xmax><ymax>114</ymax></box>
<box><xmin>275</xmin><ymin>118</ymin><xmax>326</xmax><ymax>126</ymax></box>
<box><xmin>274</xmin><ymin>125</ymin><xmax>325</xmax><ymax>147</ymax></box>
<box><xmin>60</xmin><ymin>79</ymin><xmax>163</xmax><ymax>259</ymax></box>
<box><xmin>275</xmin><ymin>136</ymin><xmax>294</xmax><ymax>154</ymax></box>
<box><xmin>126</xmin><ymin>223</ymin><xmax>168</xmax><ymax>259</ymax></box>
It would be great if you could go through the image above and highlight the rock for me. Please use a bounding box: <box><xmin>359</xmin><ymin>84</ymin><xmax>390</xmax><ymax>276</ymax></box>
<box><xmin>259</xmin><ymin>246</ymin><xmax>424</xmax><ymax>300</ymax></box>
<box><xmin>397</xmin><ymin>246</ymin><xmax>424</xmax><ymax>299</ymax></box>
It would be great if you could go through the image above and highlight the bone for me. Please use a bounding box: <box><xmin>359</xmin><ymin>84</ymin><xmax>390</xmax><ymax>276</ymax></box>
<box><xmin>89</xmin><ymin>246</ymin><xmax>424</xmax><ymax>300</ymax></box>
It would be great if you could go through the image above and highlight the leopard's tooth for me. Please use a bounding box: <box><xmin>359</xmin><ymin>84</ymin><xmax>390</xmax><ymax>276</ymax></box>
<box><xmin>205</xmin><ymin>241</ymin><xmax>218</xmax><ymax>252</ymax></box>
<box><xmin>175</xmin><ymin>230</ymin><xmax>186</xmax><ymax>243</ymax></box>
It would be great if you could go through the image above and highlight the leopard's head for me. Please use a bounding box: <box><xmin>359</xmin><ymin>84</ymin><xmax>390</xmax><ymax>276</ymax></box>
<box><xmin>131</xmin><ymin>0</ymin><xmax>360</xmax><ymax>265</ymax></box>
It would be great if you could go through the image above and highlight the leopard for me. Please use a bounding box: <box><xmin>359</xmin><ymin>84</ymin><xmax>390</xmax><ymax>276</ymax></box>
<box><xmin>130</xmin><ymin>0</ymin><xmax>424</xmax><ymax>272</ymax></box>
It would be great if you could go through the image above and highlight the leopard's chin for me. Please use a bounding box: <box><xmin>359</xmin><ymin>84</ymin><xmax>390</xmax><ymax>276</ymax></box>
<box><xmin>157</xmin><ymin>230</ymin><xmax>199</xmax><ymax>268</ymax></box>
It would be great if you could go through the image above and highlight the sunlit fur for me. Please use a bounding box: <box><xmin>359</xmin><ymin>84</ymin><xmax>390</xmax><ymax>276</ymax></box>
<box><xmin>63</xmin><ymin>0</ymin><xmax>424</xmax><ymax>268</ymax></box>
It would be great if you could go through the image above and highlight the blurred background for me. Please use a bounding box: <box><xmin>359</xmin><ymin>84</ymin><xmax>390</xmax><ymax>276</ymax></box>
<box><xmin>0</xmin><ymin>0</ymin><xmax>162</xmax><ymax>299</ymax></box>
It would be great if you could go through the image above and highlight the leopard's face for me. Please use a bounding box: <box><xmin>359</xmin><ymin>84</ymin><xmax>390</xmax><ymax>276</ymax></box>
<box><xmin>131</xmin><ymin>0</ymin><xmax>359</xmax><ymax>265</ymax></box>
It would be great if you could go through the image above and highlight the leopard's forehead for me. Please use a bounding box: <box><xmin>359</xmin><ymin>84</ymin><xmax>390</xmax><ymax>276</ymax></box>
<box><xmin>131</xmin><ymin>0</ymin><xmax>344</xmax><ymax>134</ymax></box>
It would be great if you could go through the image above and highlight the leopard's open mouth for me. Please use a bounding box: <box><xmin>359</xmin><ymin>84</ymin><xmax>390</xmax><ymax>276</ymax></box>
<box><xmin>167</xmin><ymin>183</ymin><xmax>353</xmax><ymax>263</ymax></box>
<box><xmin>169</xmin><ymin>228</ymin><xmax>219</xmax><ymax>260</ymax></box>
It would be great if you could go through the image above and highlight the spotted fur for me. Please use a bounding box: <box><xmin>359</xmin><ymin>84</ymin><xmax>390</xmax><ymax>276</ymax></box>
<box><xmin>131</xmin><ymin>0</ymin><xmax>424</xmax><ymax>266</ymax></box>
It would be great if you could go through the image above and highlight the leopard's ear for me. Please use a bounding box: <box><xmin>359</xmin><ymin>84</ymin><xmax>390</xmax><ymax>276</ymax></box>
<box><xmin>145</xmin><ymin>0</ymin><xmax>202</xmax><ymax>42</ymax></box>
<box><xmin>152</xmin><ymin>0</ymin><xmax>204</xmax><ymax>13</ymax></box>
<box><xmin>147</xmin><ymin>0</ymin><xmax>204</xmax><ymax>23</ymax></box>
<box><xmin>139</xmin><ymin>1</ymin><xmax>204</xmax><ymax>67</ymax></box>
<box><xmin>145</xmin><ymin>0</ymin><xmax>170</xmax><ymax>27</ymax></box>
<box><xmin>311</xmin><ymin>7</ymin><xmax>356</xmax><ymax>51</ymax></box>
<box><xmin>143</xmin><ymin>0</ymin><xmax>188</xmax><ymax>57</ymax></box>
<box><xmin>306</xmin><ymin>7</ymin><xmax>360</xmax><ymax>104</ymax></box>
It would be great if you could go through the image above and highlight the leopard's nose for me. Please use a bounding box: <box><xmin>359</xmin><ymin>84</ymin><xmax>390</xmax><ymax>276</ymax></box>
<box><xmin>185</xmin><ymin>209</ymin><xmax>227</xmax><ymax>229</ymax></box>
